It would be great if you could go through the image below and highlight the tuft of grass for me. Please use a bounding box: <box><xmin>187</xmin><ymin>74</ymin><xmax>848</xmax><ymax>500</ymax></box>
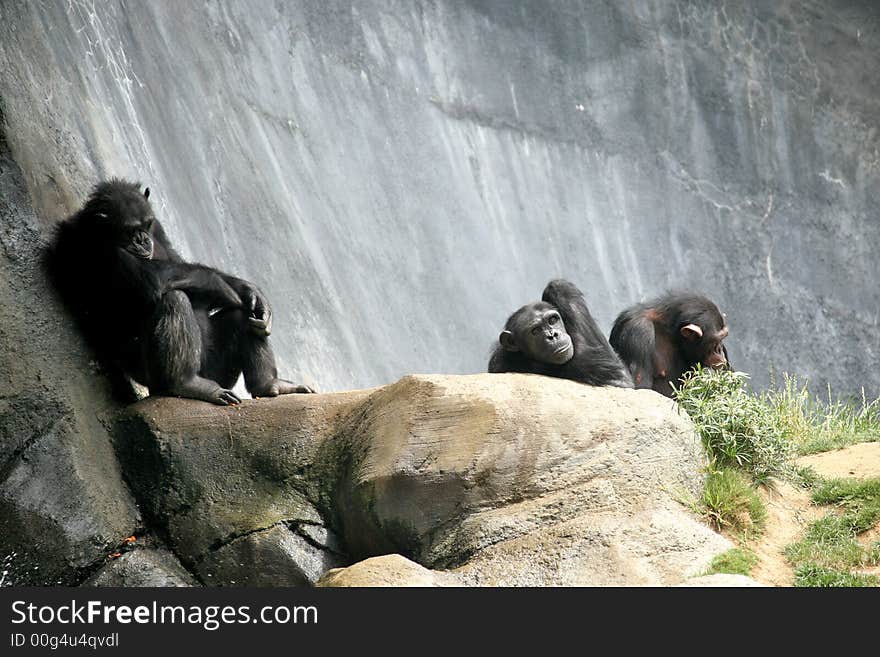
<box><xmin>699</xmin><ymin>467</ymin><xmax>766</xmax><ymax>536</ymax></box>
<box><xmin>794</xmin><ymin>563</ymin><xmax>879</xmax><ymax>587</ymax></box>
<box><xmin>785</xmin><ymin>514</ymin><xmax>867</xmax><ymax>569</ymax></box>
<box><xmin>704</xmin><ymin>548</ymin><xmax>759</xmax><ymax>577</ymax></box>
<box><xmin>792</xmin><ymin>465</ymin><xmax>823</xmax><ymax>489</ymax></box>
<box><xmin>793</xmin><ymin>563</ymin><xmax>878</xmax><ymax>587</ymax></box>
<box><xmin>676</xmin><ymin>368</ymin><xmax>792</xmax><ymax>483</ymax></box>
<box><xmin>811</xmin><ymin>477</ymin><xmax>880</xmax><ymax>533</ymax></box>
<box><xmin>762</xmin><ymin>373</ymin><xmax>880</xmax><ymax>455</ymax></box>
<box><xmin>867</xmin><ymin>542</ymin><xmax>880</xmax><ymax>566</ymax></box>
<box><xmin>811</xmin><ymin>477</ymin><xmax>880</xmax><ymax>506</ymax></box>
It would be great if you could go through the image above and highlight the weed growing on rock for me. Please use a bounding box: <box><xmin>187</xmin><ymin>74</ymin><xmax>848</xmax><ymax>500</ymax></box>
<box><xmin>700</xmin><ymin>468</ymin><xmax>766</xmax><ymax>535</ymax></box>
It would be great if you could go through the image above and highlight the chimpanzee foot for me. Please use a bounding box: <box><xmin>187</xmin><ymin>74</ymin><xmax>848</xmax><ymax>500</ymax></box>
<box><xmin>170</xmin><ymin>377</ymin><xmax>241</xmax><ymax>405</ymax></box>
<box><xmin>251</xmin><ymin>379</ymin><xmax>316</xmax><ymax>397</ymax></box>
<box><xmin>213</xmin><ymin>389</ymin><xmax>242</xmax><ymax>405</ymax></box>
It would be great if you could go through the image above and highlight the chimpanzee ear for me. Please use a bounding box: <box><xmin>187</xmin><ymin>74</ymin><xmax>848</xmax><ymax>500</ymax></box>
<box><xmin>680</xmin><ymin>323</ymin><xmax>703</xmax><ymax>340</ymax></box>
<box><xmin>499</xmin><ymin>330</ymin><xmax>520</xmax><ymax>352</ymax></box>
<box><xmin>143</xmin><ymin>187</ymin><xmax>150</xmax><ymax>200</ymax></box>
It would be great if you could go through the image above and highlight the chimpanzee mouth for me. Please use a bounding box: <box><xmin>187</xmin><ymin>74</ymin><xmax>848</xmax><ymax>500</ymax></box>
<box><xmin>550</xmin><ymin>342</ymin><xmax>574</xmax><ymax>363</ymax></box>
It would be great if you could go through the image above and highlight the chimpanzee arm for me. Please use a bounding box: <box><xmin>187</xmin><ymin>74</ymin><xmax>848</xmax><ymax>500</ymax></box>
<box><xmin>542</xmin><ymin>279</ymin><xmax>634</xmax><ymax>388</ymax></box>
<box><xmin>541</xmin><ymin>279</ymin><xmax>587</xmax><ymax>322</ymax></box>
<box><xmin>541</xmin><ymin>279</ymin><xmax>609</xmax><ymax>347</ymax></box>
<box><xmin>160</xmin><ymin>263</ymin><xmax>243</xmax><ymax>309</ymax></box>
<box><xmin>609</xmin><ymin>310</ymin><xmax>656</xmax><ymax>389</ymax></box>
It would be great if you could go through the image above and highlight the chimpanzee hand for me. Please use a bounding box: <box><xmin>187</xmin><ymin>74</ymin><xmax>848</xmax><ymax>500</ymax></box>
<box><xmin>240</xmin><ymin>285</ymin><xmax>273</xmax><ymax>337</ymax></box>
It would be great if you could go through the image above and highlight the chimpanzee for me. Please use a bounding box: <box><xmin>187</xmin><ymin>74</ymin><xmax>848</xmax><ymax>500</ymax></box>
<box><xmin>609</xmin><ymin>292</ymin><xmax>730</xmax><ymax>398</ymax></box>
<box><xmin>488</xmin><ymin>279</ymin><xmax>634</xmax><ymax>388</ymax></box>
<box><xmin>48</xmin><ymin>178</ymin><xmax>314</xmax><ymax>405</ymax></box>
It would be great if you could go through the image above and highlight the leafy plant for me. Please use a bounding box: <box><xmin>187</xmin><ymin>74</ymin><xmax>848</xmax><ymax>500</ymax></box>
<box><xmin>675</xmin><ymin>368</ymin><xmax>792</xmax><ymax>483</ymax></box>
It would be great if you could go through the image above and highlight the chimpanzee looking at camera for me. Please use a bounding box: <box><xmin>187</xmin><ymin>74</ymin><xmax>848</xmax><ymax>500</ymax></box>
<box><xmin>488</xmin><ymin>279</ymin><xmax>634</xmax><ymax>388</ymax></box>
<box><xmin>609</xmin><ymin>292</ymin><xmax>730</xmax><ymax>398</ymax></box>
<box><xmin>48</xmin><ymin>178</ymin><xmax>314</xmax><ymax>405</ymax></box>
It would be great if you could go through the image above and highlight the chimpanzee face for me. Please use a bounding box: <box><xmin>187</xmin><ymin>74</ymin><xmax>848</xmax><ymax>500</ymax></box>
<box><xmin>680</xmin><ymin>320</ymin><xmax>729</xmax><ymax>369</ymax></box>
<box><xmin>500</xmin><ymin>303</ymin><xmax>574</xmax><ymax>365</ymax></box>
<box><xmin>120</xmin><ymin>213</ymin><xmax>156</xmax><ymax>260</ymax></box>
<box><xmin>702</xmin><ymin>328</ymin><xmax>728</xmax><ymax>368</ymax></box>
<box><xmin>94</xmin><ymin>187</ymin><xmax>156</xmax><ymax>259</ymax></box>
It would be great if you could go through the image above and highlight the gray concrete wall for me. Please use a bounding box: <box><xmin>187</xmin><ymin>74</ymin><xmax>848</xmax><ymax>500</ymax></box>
<box><xmin>1</xmin><ymin>0</ymin><xmax>878</xmax><ymax>397</ymax></box>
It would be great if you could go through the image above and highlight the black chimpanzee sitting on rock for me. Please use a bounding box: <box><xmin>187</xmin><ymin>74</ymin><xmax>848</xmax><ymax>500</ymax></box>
<box><xmin>48</xmin><ymin>178</ymin><xmax>314</xmax><ymax>405</ymax></box>
<box><xmin>488</xmin><ymin>279</ymin><xmax>634</xmax><ymax>388</ymax></box>
<box><xmin>609</xmin><ymin>291</ymin><xmax>731</xmax><ymax>398</ymax></box>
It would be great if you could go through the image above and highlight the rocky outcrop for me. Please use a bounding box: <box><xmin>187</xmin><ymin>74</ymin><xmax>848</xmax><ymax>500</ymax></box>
<box><xmin>82</xmin><ymin>549</ymin><xmax>196</xmax><ymax>587</ymax></box>
<box><xmin>0</xmin><ymin>140</ymin><xmax>140</xmax><ymax>587</ymax></box>
<box><xmin>116</xmin><ymin>374</ymin><xmax>731</xmax><ymax>586</ymax></box>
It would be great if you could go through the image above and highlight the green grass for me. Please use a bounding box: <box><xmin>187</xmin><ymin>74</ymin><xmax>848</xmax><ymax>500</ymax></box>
<box><xmin>811</xmin><ymin>477</ymin><xmax>880</xmax><ymax>509</ymax></box>
<box><xmin>792</xmin><ymin>465</ymin><xmax>823</xmax><ymax>489</ymax></box>
<box><xmin>699</xmin><ymin>467</ymin><xmax>766</xmax><ymax>535</ymax></box>
<box><xmin>704</xmin><ymin>548</ymin><xmax>759</xmax><ymax>577</ymax></box>
<box><xmin>784</xmin><ymin>514</ymin><xmax>869</xmax><ymax>569</ymax></box>
<box><xmin>762</xmin><ymin>373</ymin><xmax>880</xmax><ymax>455</ymax></box>
<box><xmin>793</xmin><ymin>564</ymin><xmax>879</xmax><ymax>587</ymax></box>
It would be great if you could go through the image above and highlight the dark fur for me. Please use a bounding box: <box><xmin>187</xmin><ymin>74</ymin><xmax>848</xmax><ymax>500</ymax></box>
<box><xmin>609</xmin><ymin>291</ymin><xmax>730</xmax><ymax>398</ymax></box>
<box><xmin>48</xmin><ymin>178</ymin><xmax>313</xmax><ymax>404</ymax></box>
<box><xmin>489</xmin><ymin>279</ymin><xmax>634</xmax><ymax>388</ymax></box>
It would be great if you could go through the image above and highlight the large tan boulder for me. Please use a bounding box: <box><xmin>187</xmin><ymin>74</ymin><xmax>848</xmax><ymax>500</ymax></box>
<box><xmin>333</xmin><ymin>374</ymin><xmax>729</xmax><ymax>585</ymax></box>
<box><xmin>318</xmin><ymin>554</ymin><xmax>453</xmax><ymax>587</ymax></box>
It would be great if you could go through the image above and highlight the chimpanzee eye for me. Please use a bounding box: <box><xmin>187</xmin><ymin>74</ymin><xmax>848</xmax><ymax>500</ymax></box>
<box><xmin>548</xmin><ymin>315</ymin><xmax>558</xmax><ymax>325</ymax></box>
<box><xmin>531</xmin><ymin>326</ymin><xmax>542</xmax><ymax>336</ymax></box>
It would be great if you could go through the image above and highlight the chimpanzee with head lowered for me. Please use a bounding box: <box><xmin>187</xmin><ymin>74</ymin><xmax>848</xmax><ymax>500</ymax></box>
<box><xmin>609</xmin><ymin>292</ymin><xmax>730</xmax><ymax>398</ymax></box>
<box><xmin>488</xmin><ymin>279</ymin><xmax>634</xmax><ymax>388</ymax></box>
<box><xmin>48</xmin><ymin>178</ymin><xmax>314</xmax><ymax>405</ymax></box>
